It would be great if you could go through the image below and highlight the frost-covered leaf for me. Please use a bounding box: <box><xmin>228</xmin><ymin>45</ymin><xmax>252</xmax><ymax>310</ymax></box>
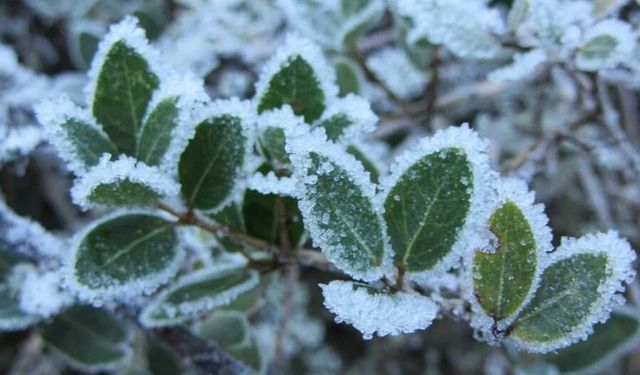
<box><xmin>314</xmin><ymin>94</ymin><xmax>377</xmax><ymax>143</ymax></box>
<box><xmin>320</xmin><ymin>280</ymin><xmax>438</xmax><ymax>339</ymax></box>
<box><xmin>194</xmin><ymin>311</ymin><xmax>262</xmax><ymax>373</ymax></box>
<box><xmin>471</xmin><ymin>178</ymin><xmax>552</xmax><ymax>326</ymax></box>
<box><xmin>18</xmin><ymin>265</ymin><xmax>71</xmax><ymax>318</ymax></box>
<box><xmin>289</xmin><ymin>132</ymin><xmax>389</xmax><ymax>281</ymax></box>
<box><xmin>575</xmin><ymin>20</ymin><xmax>635</xmax><ymax>72</ymax></box>
<box><xmin>178</xmin><ymin>100</ymin><xmax>251</xmax><ymax>211</ymax></box>
<box><xmin>256</xmin><ymin>106</ymin><xmax>307</xmax><ymax>171</ymax></box>
<box><xmin>71</xmin><ymin>155</ymin><xmax>179</xmax><ymax>210</ymax></box>
<box><xmin>255</xmin><ymin>34</ymin><xmax>338</xmax><ymax>123</ymax></box>
<box><xmin>242</xmin><ymin>190</ymin><xmax>306</xmax><ymax>247</ymax></box>
<box><xmin>41</xmin><ymin>305</ymin><xmax>132</xmax><ymax>372</ymax></box>
<box><xmin>35</xmin><ymin>96</ymin><xmax>118</xmax><ymax>174</ymax></box>
<box><xmin>139</xmin><ymin>266</ymin><xmax>259</xmax><ymax>327</ymax></box>
<box><xmin>543</xmin><ymin>308</ymin><xmax>640</xmax><ymax>374</ymax></box>
<box><xmin>380</xmin><ymin>125</ymin><xmax>493</xmax><ymax>274</ymax></box>
<box><xmin>346</xmin><ymin>145</ymin><xmax>380</xmax><ymax>184</ymax></box>
<box><xmin>70</xmin><ymin>212</ymin><xmax>183</xmax><ymax>301</ymax></box>
<box><xmin>333</xmin><ymin>56</ymin><xmax>361</xmax><ymax>96</ymax></box>
<box><xmin>508</xmin><ymin>231</ymin><xmax>636</xmax><ymax>353</ymax></box>
<box><xmin>394</xmin><ymin>0</ymin><xmax>503</xmax><ymax>59</ymax></box>
<box><xmin>136</xmin><ymin>97</ymin><xmax>178</xmax><ymax>166</ymax></box>
<box><xmin>0</xmin><ymin>248</ymin><xmax>39</xmax><ymax>331</ymax></box>
<box><xmin>366</xmin><ymin>47</ymin><xmax>428</xmax><ymax>100</ymax></box>
<box><xmin>89</xmin><ymin>17</ymin><xmax>163</xmax><ymax>156</ymax></box>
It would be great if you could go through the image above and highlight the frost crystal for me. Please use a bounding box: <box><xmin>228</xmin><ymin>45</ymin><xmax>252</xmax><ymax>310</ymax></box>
<box><xmin>320</xmin><ymin>281</ymin><xmax>439</xmax><ymax>339</ymax></box>
<box><xmin>247</xmin><ymin>172</ymin><xmax>296</xmax><ymax>196</ymax></box>
<box><xmin>18</xmin><ymin>266</ymin><xmax>71</xmax><ymax>318</ymax></box>
<box><xmin>393</xmin><ymin>0</ymin><xmax>504</xmax><ymax>59</ymax></box>
<box><xmin>70</xmin><ymin>155</ymin><xmax>180</xmax><ymax>210</ymax></box>
<box><xmin>366</xmin><ymin>47</ymin><xmax>428</xmax><ymax>100</ymax></box>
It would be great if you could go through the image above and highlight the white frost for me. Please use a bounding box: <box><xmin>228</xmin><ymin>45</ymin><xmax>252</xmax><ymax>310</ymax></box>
<box><xmin>315</xmin><ymin>94</ymin><xmax>378</xmax><ymax>143</ymax></box>
<box><xmin>488</xmin><ymin>49</ymin><xmax>548</xmax><ymax>84</ymax></box>
<box><xmin>365</xmin><ymin>47</ymin><xmax>428</xmax><ymax>100</ymax></box>
<box><xmin>320</xmin><ymin>280</ymin><xmax>439</xmax><ymax>339</ymax></box>
<box><xmin>18</xmin><ymin>265</ymin><xmax>72</xmax><ymax>318</ymax></box>
<box><xmin>575</xmin><ymin>19</ymin><xmax>636</xmax><ymax>72</ymax></box>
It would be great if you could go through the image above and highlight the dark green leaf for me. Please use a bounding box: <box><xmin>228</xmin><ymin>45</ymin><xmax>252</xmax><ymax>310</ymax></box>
<box><xmin>258</xmin><ymin>127</ymin><xmax>290</xmax><ymax>170</ymax></box>
<box><xmin>243</xmin><ymin>190</ymin><xmax>305</xmax><ymax>247</ymax></box>
<box><xmin>92</xmin><ymin>40</ymin><xmax>160</xmax><ymax>155</ymax></box>
<box><xmin>139</xmin><ymin>267</ymin><xmax>258</xmax><ymax>327</ymax></box>
<box><xmin>136</xmin><ymin>97</ymin><xmax>178</xmax><ymax>166</ymax></box>
<box><xmin>86</xmin><ymin>179</ymin><xmax>163</xmax><ymax>206</ymax></box>
<box><xmin>334</xmin><ymin>58</ymin><xmax>360</xmax><ymax>96</ymax></box>
<box><xmin>473</xmin><ymin>201</ymin><xmax>537</xmax><ymax>320</ymax></box>
<box><xmin>72</xmin><ymin>214</ymin><xmax>179</xmax><ymax>296</ymax></box>
<box><xmin>179</xmin><ymin>115</ymin><xmax>246</xmax><ymax>210</ymax></box>
<box><xmin>543</xmin><ymin>310</ymin><xmax>640</xmax><ymax>374</ymax></box>
<box><xmin>257</xmin><ymin>55</ymin><xmax>326</xmax><ymax>123</ymax></box>
<box><xmin>510</xmin><ymin>253</ymin><xmax>608</xmax><ymax>347</ymax></box>
<box><xmin>317</xmin><ymin>114</ymin><xmax>352</xmax><ymax>142</ymax></box>
<box><xmin>59</xmin><ymin>117</ymin><xmax>118</xmax><ymax>169</ymax></box>
<box><xmin>41</xmin><ymin>305</ymin><xmax>131</xmax><ymax>371</ymax></box>
<box><xmin>383</xmin><ymin>148</ymin><xmax>472</xmax><ymax>272</ymax></box>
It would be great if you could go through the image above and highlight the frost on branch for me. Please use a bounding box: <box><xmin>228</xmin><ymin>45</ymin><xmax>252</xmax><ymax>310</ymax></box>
<box><xmin>320</xmin><ymin>280</ymin><xmax>438</xmax><ymax>339</ymax></box>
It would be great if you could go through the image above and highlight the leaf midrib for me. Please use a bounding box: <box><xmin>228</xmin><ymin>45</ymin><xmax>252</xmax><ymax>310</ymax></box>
<box><xmin>99</xmin><ymin>225</ymin><xmax>169</xmax><ymax>269</ymax></box>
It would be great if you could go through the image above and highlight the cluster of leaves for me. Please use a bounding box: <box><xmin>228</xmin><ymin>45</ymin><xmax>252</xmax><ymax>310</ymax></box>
<box><xmin>0</xmin><ymin>0</ymin><xmax>639</xmax><ymax>373</ymax></box>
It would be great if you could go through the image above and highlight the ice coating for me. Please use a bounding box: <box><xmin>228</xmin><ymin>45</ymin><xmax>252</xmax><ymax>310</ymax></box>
<box><xmin>488</xmin><ymin>49</ymin><xmax>547</xmax><ymax>84</ymax></box>
<box><xmin>320</xmin><ymin>280</ymin><xmax>439</xmax><ymax>339</ymax></box>
<box><xmin>18</xmin><ymin>265</ymin><xmax>71</xmax><ymax>318</ymax></box>
<box><xmin>315</xmin><ymin>94</ymin><xmax>378</xmax><ymax>144</ymax></box>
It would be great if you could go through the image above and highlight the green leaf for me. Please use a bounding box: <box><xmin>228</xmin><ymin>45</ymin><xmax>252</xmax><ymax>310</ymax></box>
<box><xmin>92</xmin><ymin>40</ymin><xmax>160</xmax><ymax>155</ymax></box>
<box><xmin>88</xmin><ymin>179</ymin><xmax>163</xmax><ymax>206</ymax></box>
<box><xmin>383</xmin><ymin>148</ymin><xmax>472</xmax><ymax>273</ymax></box>
<box><xmin>258</xmin><ymin>127</ymin><xmax>290</xmax><ymax>170</ymax></box>
<box><xmin>210</xmin><ymin>203</ymin><xmax>246</xmax><ymax>253</ymax></box>
<box><xmin>194</xmin><ymin>311</ymin><xmax>262</xmax><ymax>373</ymax></box>
<box><xmin>317</xmin><ymin>114</ymin><xmax>352</xmax><ymax>142</ymax></box>
<box><xmin>291</xmin><ymin>143</ymin><xmax>386</xmax><ymax>281</ymax></box>
<box><xmin>578</xmin><ymin>35</ymin><xmax>618</xmax><ymax>62</ymax></box>
<box><xmin>346</xmin><ymin>145</ymin><xmax>379</xmax><ymax>183</ymax></box>
<box><xmin>510</xmin><ymin>253</ymin><xmax>608</xmax><ymax>348</ymax></box>
<box><xmin>179</xmin><ymin>114</ymin><xmax>247</xmax><ymax>210</ymax></box>
<box><xmin>139</xmin><ymin>267</ymin><xmax>259</xmax><ymax>327</ymax></box>
<box><xmin>257</xmin><ymin>55</ymin><xmax>326</xmax><ymax>123</ymax></box>
<box><xmin>71</xmin><ymin>213</ymin><xmax>181</xmax><ymax>299</ymax></box>
<box><xmin>60</xmin><ymin>117</ymin><xmax>119</xmax><ymax>169</ymax></box>
<box><xmin>0</xmin><ymin>249</ymin><xmax>39</xmax><ymax>331</ymax></box>
<box><xmin>243</xmin><ymin>189</ymin><xmax>305</xmax><ymax>247</ymax></box>
<box><xmin>136</xmin><ymin>97</ymin><xmax>178</xmax><ymax>166</ymax></box>
<box><xmin>334</xmin><ymin>57</ymin><xmax>360</xmax><ymax>96</ymax></box>
<box><xmin>543</xmin><ymin>309</ymin><xmax>640</xmax><ymax>374</ymax></box>
<box><xmin>473</xmin><ymin>200</ymin><xmax>537</xmax><ymax>321</ymax></box>
<box><xmin>41</xmin><ymin>305</ymin><xmax>132</xmax><ymax>372</ymax></box>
